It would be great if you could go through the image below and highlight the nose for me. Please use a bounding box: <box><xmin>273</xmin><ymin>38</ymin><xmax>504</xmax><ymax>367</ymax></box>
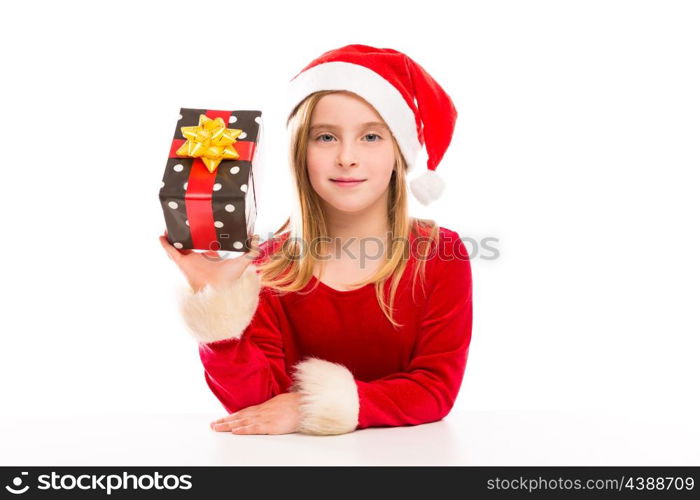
<box><xmin>337</xmin><ymin>142</ymin><xmax>358</xmax><ymax>168</ymax></box>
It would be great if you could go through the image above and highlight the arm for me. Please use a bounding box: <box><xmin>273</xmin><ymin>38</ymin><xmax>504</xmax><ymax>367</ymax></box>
<box><xmin>290</xmin><ymin>235</ymin><xmax>473</xmax><ymax>434</ymax></box>
<box><xmin>177</xmin><ymin>265</ymin><xmax>293</xmax><ymax>413</ymax></box>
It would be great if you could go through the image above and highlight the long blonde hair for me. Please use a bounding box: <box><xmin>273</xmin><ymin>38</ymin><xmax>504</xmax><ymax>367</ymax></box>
<box><xmin>256</xmin><ymin>90</ymin><xmax>439</xmax><ymax>329</ymax></box>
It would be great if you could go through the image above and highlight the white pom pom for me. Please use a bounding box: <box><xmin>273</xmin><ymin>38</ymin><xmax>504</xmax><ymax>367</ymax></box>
<box><xmin>410</xmin><ymin>170</ymin><xmax>445</xmax><ymax>205</ymax></box>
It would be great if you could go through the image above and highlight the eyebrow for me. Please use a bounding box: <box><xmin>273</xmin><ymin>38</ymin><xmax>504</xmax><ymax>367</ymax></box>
<box><xmin>310</xmin><ymin>121</ymin><xmax>389</xmax><ymax>132</ymax></box>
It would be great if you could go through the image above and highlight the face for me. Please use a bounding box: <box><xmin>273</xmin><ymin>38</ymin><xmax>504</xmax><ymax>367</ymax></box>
<box><xmin>306</xmin><ymin>92</ymin><xmax>396</xmax><ymax>214</ymax></box>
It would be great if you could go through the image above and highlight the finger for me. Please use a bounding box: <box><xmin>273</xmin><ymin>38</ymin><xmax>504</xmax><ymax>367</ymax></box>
<box><xmin>158</xmin><ymin>236</ymin><xmax>186</xmax><ymax>259</ymax></box>
<box><xmin>212</xmin><ymin>412</ymin><xmax>249</xmax><ymax>424</ymax></box>
<box><xmin>246</xmin><ymin>234</ymin><xmax>260</xmax><ymax>249</ymax></box>
<box><xmin>243</xmin><ymin>236</ymin><xmax>262</xmax><ymax>261</ymax></box>
<box><xmin>159</xmin><ymin>235</ymin><xmax>181</xmax><ymax>261</ymax></box>
<box><xmin>211</xmin><ymin>417</ymin><xmax>247</xmax><ymax>431</ymax></box>
<box><xmin>211</xmin><ymin>420</ymin><xmax>229</xmax><ymax>431</ymax></box>
<box><xmin>212</xmin><ymin>416</ymin><xmax>244</xmax><ymax>427</ymax></box>
<box><xmin>159</xmin><ymin>233</ymin><xmax>173</xmax><ymax>247</ymax></box>
<box><xmin>212</xmin><ymin>420</ymin><xmax>244</xmax><ymax>432</ymax></box>
<box><xmin>211</xmin><ymin>404</ymin><xmax>261</xmax><ymax>425</ymax></box>
<box><xmin>232</xmin><ymin>424</ymin><xmax>265</xmax><ymax>435</ymax></box>
<box><xmin>211</xmin><ymin>412</ymin><xmax>242</xmax><ymax>425</ymax></box>
<box><xmin>211</xmin><ymin>421</ymin><xmax>237</xmax><ymax>432</ymax></box>
<box><xmin>201</xmin><ymin>249</ymin><xmax>222</xmax><ymax>260</ymax></box>
<box><xmin>160</xmin><ymin>234</ymin><xmax>196</xmax><ymax>258</ymax></box>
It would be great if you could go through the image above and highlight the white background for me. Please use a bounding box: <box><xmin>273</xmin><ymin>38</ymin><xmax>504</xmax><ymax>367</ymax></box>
<box><xmin>1</xmin><ymin>0</ymin><xmax>698</xmax><ymax>465</ymax></box>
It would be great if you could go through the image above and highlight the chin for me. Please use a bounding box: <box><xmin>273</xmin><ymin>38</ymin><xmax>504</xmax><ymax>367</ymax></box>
<box><xmin>320</xmin><ymin>193</ymin><xmax>375</xmax><ymax>214</ymax></box>
<box><xmin>327</xmin><ymin>199</ymin><xmax>372</xmax><ymax>213</ymax></box>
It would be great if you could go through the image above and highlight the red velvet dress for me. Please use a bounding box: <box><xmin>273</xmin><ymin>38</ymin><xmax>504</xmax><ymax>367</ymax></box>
<box><xmin>189</xmin><ymin>225</ymin><xmax>473</xmax><ymax>434</ymax></box>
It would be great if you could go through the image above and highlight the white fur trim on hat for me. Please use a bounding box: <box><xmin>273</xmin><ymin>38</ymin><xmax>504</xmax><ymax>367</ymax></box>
<box><xmin>291</xmin><ymin>357</ymin><xmax>360</xmax><ymax>435</ymax></box>
<box><xmin>176</xmin><ymin>265</ymin><xmax>261</xmax><ymax>344</ymax></box>
<box><xmin>409</xmin><ymin>169</ymin><xmax>445</xmax><ymax>205</ymax></box>
<box><xmin>286</xmin><ymin>61</ymin><xmax>422</xmax><ymax>172</ymax></box>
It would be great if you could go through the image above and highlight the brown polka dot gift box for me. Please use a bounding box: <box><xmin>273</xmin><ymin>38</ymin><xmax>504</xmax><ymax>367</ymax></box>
<box><xmin>159</xmin><ymin>108</ymin><xmax>261</xmax><ymax>252</ymax></box>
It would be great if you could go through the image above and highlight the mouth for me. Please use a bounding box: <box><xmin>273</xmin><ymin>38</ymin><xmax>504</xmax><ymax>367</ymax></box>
<box><xmin>330</xmin><ymin>178</ymin><xmax>367</xmax><ymax>185</ymax></box>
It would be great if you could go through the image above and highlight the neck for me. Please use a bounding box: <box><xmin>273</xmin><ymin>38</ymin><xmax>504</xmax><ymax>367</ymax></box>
<box><xmin>320</xmin><ymin>192</ymin><xmax>391</xmax><ymax>258</ymax></box>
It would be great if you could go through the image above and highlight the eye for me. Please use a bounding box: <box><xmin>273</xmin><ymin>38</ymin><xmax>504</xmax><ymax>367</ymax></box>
<box><xmin>315</xmin><ymin>134</ymin><xmax>335</xmax><ymax>142</ymax></box>
<box><xmin>313</xmin><ymin>133</ymin><xmax>383</xmax><ymax>143</ymax></box>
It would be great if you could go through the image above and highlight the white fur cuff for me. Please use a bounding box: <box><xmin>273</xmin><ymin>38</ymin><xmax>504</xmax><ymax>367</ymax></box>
<box><xmin>291</xmin><ymin>358</ymin><xmax>360</xmax><ymax>435</ymax></box>
<box><xmin>176</xmin><ymin>265</ymin><xmax>262</xmax><ymax>344</ymax></box>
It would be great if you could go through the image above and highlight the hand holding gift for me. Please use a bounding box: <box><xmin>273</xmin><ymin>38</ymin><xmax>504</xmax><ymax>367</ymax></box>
<box><xmin>159</xmin><ymin>230</ymin><xmax>261</xmax><ymax>293</ymax></box>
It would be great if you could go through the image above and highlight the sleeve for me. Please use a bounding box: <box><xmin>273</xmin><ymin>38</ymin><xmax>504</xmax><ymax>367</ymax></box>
<box><xmin>176</xmin><ymin>264</ymin><xmax>293</xmax><ymax>414</ymax></box>
<box><xmin>289</xmin><ymin>233</ymin><xmax>473</xmax><ymax>435</ymax></box>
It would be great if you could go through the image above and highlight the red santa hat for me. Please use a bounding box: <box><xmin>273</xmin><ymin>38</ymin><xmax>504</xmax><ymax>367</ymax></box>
<box><xmin>285</xmin><ymin>44</ymin><xmax>458</xmax><ymax>206</ymax></box>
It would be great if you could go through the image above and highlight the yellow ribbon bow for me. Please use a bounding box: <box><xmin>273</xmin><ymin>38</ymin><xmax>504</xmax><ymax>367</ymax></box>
<box><xmin>176</xmin><ymin>114</ymin><xmax>242</xmax><ymax>173</ymax></box>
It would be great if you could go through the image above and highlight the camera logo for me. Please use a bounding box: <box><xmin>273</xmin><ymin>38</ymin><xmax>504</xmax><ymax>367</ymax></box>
<box><xmin>5</xmin><ymin>472</ymin><xmax>29</xmax><ymax>495</ymax></box>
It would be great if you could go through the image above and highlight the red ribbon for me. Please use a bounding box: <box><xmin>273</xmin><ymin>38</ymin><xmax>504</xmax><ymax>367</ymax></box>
<box><xmin>168</xmin><ymin>110</ymin><xmax>256</xmax><ymax>250</ymax></box>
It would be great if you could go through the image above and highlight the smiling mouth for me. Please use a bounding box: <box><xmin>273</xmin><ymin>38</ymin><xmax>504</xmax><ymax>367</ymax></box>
<box><xmin>330</xmin><ymin>178</ymin><xmax>367</xmax><ymax>183</ymax></box>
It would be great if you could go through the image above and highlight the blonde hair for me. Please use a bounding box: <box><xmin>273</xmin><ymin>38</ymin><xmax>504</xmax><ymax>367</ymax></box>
<box><xmin>256</xmin><ymin>90</ymin><xmax>439</xmax><ymax>329</ymax></box>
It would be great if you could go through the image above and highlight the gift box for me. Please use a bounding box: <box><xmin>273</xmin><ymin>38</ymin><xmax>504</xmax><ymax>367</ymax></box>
<box><xmin>159</xmin><ymin>108</ymin><xmax>261</xmax><ymax>252</ymax></box>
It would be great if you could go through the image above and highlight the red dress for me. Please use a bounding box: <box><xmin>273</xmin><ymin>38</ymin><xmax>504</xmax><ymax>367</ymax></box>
<box><xmin>178</xmin><ymin>225</ymin><xmax>473</xmax><ymax>435</ymax></box>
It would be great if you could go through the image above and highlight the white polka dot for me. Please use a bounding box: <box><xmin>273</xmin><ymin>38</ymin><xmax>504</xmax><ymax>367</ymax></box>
<box><xmin>233</xmin><ymin>241</ymin><xmax>243</xmax><ymax>250</ymax></box>
<box><xmin>230</xmin><ymin>166</ymin><xmax>240</xmax><ymax>175</ymax></box>
<box><xmin>240</xmin><ymin>184</ymin><xmax>247</xmax><ymax>193</ymax></box>
<box><xmin>214</xmin><ymin>221</ymin><xmax>224</xmax><ymax>228</ymax></box>
<box><xmin>160</xmin><ymin>181</ymin><xmax>165</xmax><ymax>188</ymax></box>
<box><xmin>178</xmin><ymin>114</ymin><xmax>183</xmax><ymax>120</ymax></box>
<box><xmin>168</xmin><ymin>201</ymin><xmax>178</xmax><ymax>209</ymax></box>
<box><xmin>173</xmin><ymin>242</ymin><xmax>183</xmax><ymax>249</ymax></box>
<box><xmin>173</xmin><ymin>163</ymin><xmax>184</xmax><ymax>172</ymax></box>
<box><xmin>183</xmin><ymin>182</ymin><xmax>188</xmax><ymax>190</ymax></box>
<box><xmin>185</xmin><ymin>220</ymin><xmax>189</xmax><ymax>226</ymax></box>
<box><xmin>229</xmin><ymin>115</ymin><xmax>237</xmax><ymax>123</ymax></box>
<box><xmin>225</xmin><ymin>204</ymin><xmax>235</xmax><ymax>212</ymax></box>
<box><xmin>213</xmin><ymin>183</ymin><xmax>222</xmax><ymax>191</ymax></box>
<box><xmin>238</xmin><ymin>131</ymin><xmax>247</xmax><ymax>139</ymax></box>
<box><xmin>254</xmin><ymin>116</ymin><xmax>261</xmax><ymax>124</ymax></box>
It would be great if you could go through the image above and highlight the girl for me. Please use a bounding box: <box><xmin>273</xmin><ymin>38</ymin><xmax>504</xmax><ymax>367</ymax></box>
<box><xmin>159</xmin><ymin>44</ymin><xmax>473</xmax><ymax>436</ymax></box>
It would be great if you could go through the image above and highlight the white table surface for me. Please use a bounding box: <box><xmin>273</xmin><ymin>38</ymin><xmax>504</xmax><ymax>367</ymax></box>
<box><xmin>1</xmin><ymin>410</ymin><xmax>698</xmax><ymax>466</ymax></box>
